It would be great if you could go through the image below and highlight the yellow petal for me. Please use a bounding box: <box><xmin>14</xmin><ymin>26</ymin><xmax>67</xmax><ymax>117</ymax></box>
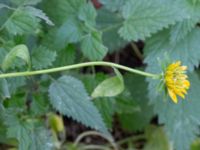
<box><xmin>168</xmin><ymin>89</ymin><xmax>178</xmax><ymax>103</ymax></box>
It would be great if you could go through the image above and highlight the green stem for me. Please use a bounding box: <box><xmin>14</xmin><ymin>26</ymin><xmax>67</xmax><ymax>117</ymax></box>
<box><xmin>0</xmin><ymin>61</ymin><xmax>159</xmax><ymax>79</ymax></box>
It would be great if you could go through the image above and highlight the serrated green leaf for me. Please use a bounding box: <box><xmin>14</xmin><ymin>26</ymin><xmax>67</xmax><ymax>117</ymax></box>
<box><xmin>144</xmin><ymin>126</ymin><xmax>170</xmax><ymax>150</ymax></box>
<box><xmin>170</xmin><ymin>1</ymin><xmax>200</xmax><ymax>43</ymax></box>
<box><xmin>118</xmin><ymin>0</ymin><xmax>188</xmax><ymax>41</ymax></box>
<box><xmin>54</xmin><ymin>44</ymin><xmax>76</xmax><ymax>66</ymax></box>
<box><xmin>55</xmin><ymin>17</ymin><xmax>83</xmax><ymax>49</ymax></box>
<box><xmin>48</xmin><ymin>75</ymin><xmax>109</xmax><ymax>135</ymax></box>
<box><xmin>42</xmin><ymin>0</ymin><xmax>86</xmax><ymax>25</ymax></box>
<box><xmin>78</xmin><ymin>2</ymin><xmax>96</xmax><ymax>26</ymax></box>
<box><xmin>5</xmin><ymin>9</ymin><xmax>39</xmax><ymax>35</ymax></box>
<box><xmin>99</xmin><ymin>0</ymin><xmax>125</xmax><ymax>12</ymax></box>
<box><xmin>92</xmin><ymin>69</ymin><xmax>124</xmax><ymax>98</ymax></box>
<box><xmin>144</xmin><ymin>27</ymin><xmax>200</xmax><ymax>72</ymax></box>
<box><xmin>29</xmin><ymin>127</ymin><xmax>53</xmax><ymax>150</ymax></box>
<box><xmin>2</xmin><ymin>108</ymin><xmax>53</xmax><ymax>150</ymax></box>
<box><xmin>2</xmin><ymin>44</ymin><xmax>30</xmax><ymax>71</ymax></box>
<box><xmin>81</xmin><ymin>31</ymin><xmax>108</xmax><ymax>60</ymax></box>
<box><xmin>80</xmin><ymin>73</ymin><xmax>115</xmax><ymax>129</ymax></box>
<box><xmin>24</xmin><ymin>6</ymin><xmax>54</xmax><ymax>26</ymax></box>
<box><xmin>31</xmin><ymin>46</ymin><xmax>56</xmax><ymax>69</ymax></box>
<box><xmin>97</xmin><ymin>9</ymin><xmax>127</xmax><ymax>53</ymax></box>
<box><xmin>11</xmin><ymin>0</ymin><xmax>42</xmax><ymax>6</ymax></box>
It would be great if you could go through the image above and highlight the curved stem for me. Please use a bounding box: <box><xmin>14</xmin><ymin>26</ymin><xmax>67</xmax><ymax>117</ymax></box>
<box><xmin>0</xmin><ymin>61</ymin><xmax>159</xmax><ymax>79</ymax></box>
<box><xmin>73</xmin><ymin>131</ymin><xmax>117</xmax><ymax>150</ymax></box>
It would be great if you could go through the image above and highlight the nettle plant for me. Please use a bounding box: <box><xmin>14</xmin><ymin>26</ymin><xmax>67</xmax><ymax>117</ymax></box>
<box><xmin>0</xmin><ymin>0</ymin><xmax>200</xmax><ymax>150</ymax></box>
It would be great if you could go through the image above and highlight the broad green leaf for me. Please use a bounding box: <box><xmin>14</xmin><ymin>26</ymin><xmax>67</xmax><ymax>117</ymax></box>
<box><xmin>117</xmin><ymin>74</ymin><xmax>154</xmax><ymax>131</ymax></box>
<box><xmin>29</xmin><ymin>127</ymin><xmax>53</xmax><ymax>150</ymax></box>
<box><xmin>144</xmin><ymin>27</ymin><xmax>200</xmax><ymax>72</ymax></box>
<box><xmin>78</xmin><ymin>2</ymin><xmax>96</xmax><ymax>26</ymax></box>
<box><xmin>92</xmin><ymin>69</ymin><xmax>124</xmax><ymax>98</ymax></box>
<box><xmin>48</xmin><ymin>75</ymin><xmax>109</xmax><ymax>135</ymax></box>
<box><xmin>170</xmin><ymin>1</ymin><xmax>200</xmax><ymax>43</ymax></box>
<box><xmin>56</xmin><ymin>17</ymin><xmax>83</xmax><ymax>49</ymax></box>
<box><xmin>11</xmin><ymin>0</ymin><xmax>42</xmax><ymax>6</ymax></box>
<box><xmin>54</xmin><ymin>44</ymin><xmax>75</xmax><ymax>66</ymax></box>
<box><xmin>81</xmin><ymin>30</ymin><xmax>108</xmax><ymax>61</ymax></box>
<box><xmin>99</xmin><ymin>0</ymin><xmax>125</xmax><ymax>12</ymax></box>
<box><xmin>5</xmin><ymin>9</ymin><xmax>39</xmax><ymax>35</ymax></box>
<box><xmin>2</xmin><ymin>109</ymin><xmax>53</xmax><ymax>150</ymax></box>
<box><xmin>118</xmin><ymin>0</ymin><xmax>188</xmax><ymax>41</ymax></box>
<box><xmin>24</xmin><ymin>6</ymin><xmax>54</xmax><ymax>26</ymax></box>
<box><xmin>144</xmin><ymin>126</ymin><xmax>170</xmax><ymax>150</ymax></box>
<box><xmin>97</xmin><ymin>9</ymin><xmax>127</xmax><ymax>53</ymax></box>
<box><xmin>42</xmin><ymin>0</ymin><xmax>86</xmax><ymax>25</ymax></box>
<box><xmin>2</xmin><ymin>44</ymin><xmax>30</xmax><ymax>71</ymax></box>
<box><xmin>31</xmin><ymin>46</ymin><xmax>56</xmax><ymax>69</ymax></box>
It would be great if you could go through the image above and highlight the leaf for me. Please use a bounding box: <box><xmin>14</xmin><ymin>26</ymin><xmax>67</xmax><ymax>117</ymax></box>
<box><xmin>54</xmin><ymin>44</ymin><xmax>75</xmax><ymax>66</ymax></box>
<box><xmin>0</xmin><ymin>78</ymin><xmax>10</xmax><ymax>99</ymax></box>
<box><xmin>144</xmin><ymin>126</ymin><xmax>170</xmax><ymax>150</ymax></box>
<box><xmin>144</xmin><ymin>27</ymin><xmax>200</xmax><ymax>72</ymax></box>
<box><xmin>29</xmin><ymin>127</ymin><xmax>53</xmax><ymax>150</ymax></box>
<box><xmin>48</xmin><ymin>75</ymin><xmax>109</xmax><ymax>135</ymax></box>
<box><xmin>80</xmin><ymin>73</ymin><xmax>115</xmax><ymax>129</ymax></box>
<box><xmin>2</xmin><ymin>109</ymin><xmax>53</xmax><ymax>150</ymax></box>
<box><xmin>118</xmin><ymin>0</ymin><xmax>189</xmax><ymax>41</ymax></box>
<box><xmin>117</xmin><ymin>73</ymin><xmax>154</xmax><ymax>131</ymax></box>
<box><xmin>94</xmin><ymin>98</ymin><xmax>115</xmax><ymax>129</ymax></box>
<box><xmin>81</xmin><ymin>30</ymin><xmax>108</xmax><ymax>61</ymax></box>
<box><xmin>55</xmin><ymin>17</ymin><xmax>83</xmax><ymax>49</ymax></box>
<box><xmin>31</xmin><ymin>46</ymin><xmax>56</xmax><ymax>69</ymax></box>
<box><xmin>42</xmin><ymin>0</ymin><xmax>86</xmax><ymax>25</ymax></box>
<box><xmin>2</xmin><ymin>44</ymin><xmax>30</xmax><ymax>71</ymax></box>
<box><xmin>99</xmin><ymin>0</ymin><xmax>125</xmax><ymax>12</ymax></box>
<box><xmin>169</xmin><ymin>1</ymin><xmax>200</xmax><ymax>43</ymax></box>
<box><xmin>24</xmin><ymin>6</ymin><xmax>54</xmax><ymax>26</ymax></box>
<box><xmin>5</xmin><ymin>9</ymin><xmax>39</xmax><ymax>35</ymax></box>
<box><xmin>97</xmin><ymin>9</ymin><xmax>128</xmax><ymax>53</ymax></box>
<box><xmin>11</xmin><ymin>0</ymin><xmax>42</xmax><ymax>6</ymax></box>
<box><xmin>78</xmin><ymin>2</ymin><xmax>97</xmax><ymax>26</ymax></box>
<box><xmin>92</xmin><ymin>69</ymin><xmax>124</xmax><ymax>98</ymax></box>
<box><xmin>7</xmin><ymin>77</ymin><xmax>26</xmax><ymax>94</ymax></box>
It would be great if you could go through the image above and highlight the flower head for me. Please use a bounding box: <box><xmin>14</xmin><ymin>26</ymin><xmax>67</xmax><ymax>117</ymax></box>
<box><xmin>164</xmin><ymin>61</ymin><xmax>190</xmax><ymax>103</ymax></box>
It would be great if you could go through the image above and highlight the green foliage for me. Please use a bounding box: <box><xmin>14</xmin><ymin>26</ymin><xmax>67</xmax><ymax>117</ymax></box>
<box><xmin>117</xmin><ymin>74</ymin><xmax>154</xmax><ymax>131</ymax></box>
<box><xmin>118</xmin><ymin>0</ymin><xmax>188</xmax><ymax>41</ymax></box>
<box><xmin>31</xmin><ymin>46</ymin><xmax>56</xmax><ymax>69</ymax></box>
<box><xmin>1</xmin><ymin>0</ymin><xmax>200</xmax><ymax>149</ymax></box>
<box><xmin>92</xmin><ymin>69</ymin><xmax>124</xmax><ymax>98</ymax></box>
<box><xmin>48</xmin><ymin>75</ymin><xmax>109</xmax><ymax>135</ymax></box>
<box><xmin>2</xmin><ymin>44</ymin><xmax>30</xmax><ymax>71</ymax></box>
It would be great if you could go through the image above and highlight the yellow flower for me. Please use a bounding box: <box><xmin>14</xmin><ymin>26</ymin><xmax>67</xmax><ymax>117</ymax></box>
<box><xmin>164</xmin><ymin>61</ymin><xmax>190</xmax><ymax>103</ymax></box>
